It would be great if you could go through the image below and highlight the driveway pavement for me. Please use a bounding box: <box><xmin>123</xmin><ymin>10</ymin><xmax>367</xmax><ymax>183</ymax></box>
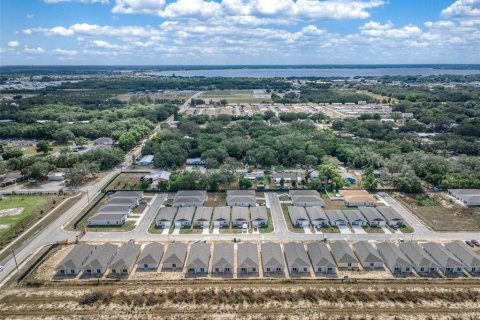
<box><xmin>352</xmin><ymin>225</ymin><xmax>366</xmax><ymax>234</ymax></box>
<box><xmin>338</xmin><ymin>225</ymin><xmax>351</xmax><ymax>234</ymax></box>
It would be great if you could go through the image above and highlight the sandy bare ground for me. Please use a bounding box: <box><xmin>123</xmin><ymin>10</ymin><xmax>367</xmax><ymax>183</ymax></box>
<box><xmin>0</xmin><ymin>208</ymin><xmax>24</xmax><ymax>217</ymax></box>
<box><xmin>1</xmin><ymin>281</ymin><xmax>479</xmax><ymax>320</ymax></box>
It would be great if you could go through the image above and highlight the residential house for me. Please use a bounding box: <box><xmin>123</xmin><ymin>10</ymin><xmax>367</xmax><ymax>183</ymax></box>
<box><xmin>56</xmin><ymin>244</ymin><xmax>96</xmax><ymax>276</ymax></box>
<box><xmin>110</xmin><ymin>191</ymin><xmax>143</xmax><ymax>202</ymax></box>
<box><xmin>358</xmin><ymin>206</ymin><xmax>386</xmax><ymax>227</ymax></box>
<box><xmin>82</xmin><ymin>244</ymin><xmax>118</xmax><ymax>275</ymax></box>
<box><xmin>261</xmin><ymin>242</ymin><xmax>285</xmax><ymax>274</ymax></box>
<box><xmin>212</xmin><ymin>206</ymin><xmax>230</xmax><ymax>227</ymax></box>
<box><xmin>398</xmin><ymin>242</ymin><xmax>440</xmax><ymax>274</ymax></box>
<box><xmin>162</xmin><ymin>243</ymin><xmax>188</xmax><ymax>270</ymax></box>
<box><xmin>330</xmin><ymin>241</ymin><xmax>359</xmax><ymax>270</ymax></box>
<box><xmin>98</xmin><ymin>204</ymin><xmax>133</xmax><ymax>216</ymax></box>
<box><xmin>444</xmin><ymin>241</ymin><xmax>480</xmax><ymax>274</ymax></box>
<box><xmin>237</xmin><ymin>242</ymin><xmax>259</xmax><ymax>274</ymax></box>
<box><xmin>270</xmin><ymin>172</ymin><xmax>298</xmax><ymax>184</ymax></box>
<box><xmin>377</xmin><ymin>207</ymin><xmax>404</xmax><ymax>228</ymax></box>
<box><xmin>324</xmin><ymin>209</ymin><xmax>348</xmax><ymax>226</ymax></box>
<box><xmin>138</xmin><ymin>155</ymin><xmax>154</xmax><ymax>166</ymax></box>
<box><xmin>250</xmin><ymin>206</ymin><xmax>268</xmax><ymax>227</ymax></box>
<box><xmin>212</xmin><ymin>243</ymin><xmax>234</xmax><ymax>274</ymax></box>
<box><xmin>244</xmin><ymin>170</ymin><xmax>265</xmax><ymax>180</ymax></box>
<box><xmin>48</xmin><ymin>169</ymin><xmax>66</xmax><ymax>181</ymax></box>
<box><xmin>283</xmin><ymin>242</ymin><xmax>311</xmax><ymax>274</ymax></box>
<box><xmin>308</xmin><ymin>169</ymin><xmax>319</xmax><ymax>180</ymax></box>
<box><xmin>193</xmin><ymin>207</ymin><xmax>213</xmax><ymax>227</ymax></box>
<box><xmin>155</xmin><ymin>207</ymin><xmax>177</xmax><ymax>228</ymax></box>
<box><xmin>109</xmin><ymin>242</ymin><xmax>141</xmax><ymax>276</ymax></box>
<box><xmin>340</xmin><ymin>190</ymin><xmax>376</xmax><ymax>207</ymax></box>
<box><xmin>422</xmin><ymin>242</ymin><xmax>465</xmax><ymax>275</ymax></box>
<box><xmin>142</xmin><ymin>170</ymin><xmax>171</xmax><ymax>183</ymax></box>
<box><xmin>306</xmin><ymin>242</ymin><xmax>336</xmax><ymax>274</ymax></box>
<box><xmin>0</xmin><ymin>171</ymin><xmax>23</xmax><ymax>187</ymax></box>
<box><xmin>448</xmin><ymin>189</ymin><xmax>480</xmax><ymax>206</ymax></box>
<box><xmin>172</xmin><ymin>190</ymin><xmax>206</xmax><ymax>207</ymax></box>
<box><xmin>226</xmin><ymin>190</ymin><xmax>256</xmax><ymax>207</ymax></box>
<box><xmin>104</xmin><ymin>197</ymin><xmax>138</xmax><ymax>208</ymax></box>
<box><xmin>289</xmin><ymin>190</ymin><xmax>324</xmax><ymax>207</ymax></box>
<box><xmin>136</xmin><ymin>243</ymin><xmax>164</xmax><ymax>270</ymax></box>
<box><xmin>88</xmin><ymin>212</ymin><xmax>127</xmax><ymax>226</ymax></box>
<box><xmin>287</xmin><ymin>206</ymin><xmax>310</xmax><ymax>227</ymax></box>
<box><xmin>186</xmin><ymin>242</ymin><xmax>211</xmax><ymax>274</ymax></box>
<box><xmin>342</xmin><ymin>210</ymin><xmax>367</xmax><ymax>226</ymax></box>
<box><xmin>376</xmin><ymin>242</ymin><xmax>412</xmax><ymax>274</ymax></box>
<box><xmin>186</xmin><ymin>158</ymin><xmax>206</xmax><ymax>166</ymax></box>
<box><xmin>93</xmin><ymin>137</ymin><xmax>114</xmax><ymax>147</ymax></box>
<box><xmin>305</xmin><ymin>207</ymin><xmax>328</xmax><ymax>227</ymax></box>
<box><xmin>174</xmin><ymin>207</ymin><xmax>195</xmax><ymax>228</ymax></box>
<box><xmin>352</xmin><ymin>241</ymin><xmax>384</xmax><ymax>270</ymax></box>
<box><xmin>232</xmin><ymin>206</ymin><xmax>250</xmax><ymax>227</ymax></box>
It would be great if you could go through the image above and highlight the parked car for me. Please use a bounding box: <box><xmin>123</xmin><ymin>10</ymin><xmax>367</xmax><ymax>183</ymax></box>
<box><xmin>466</xmin><ymin>240</ymin><xmax>474</xmax><ymax>247</ymax></box>
<box><xmin>471</xmin><ymin>240</ymin><xmax>480</xmax><ymax>247</ymax></box>
<box><xmin>253</xmin><ymin>226</ymin><xmax>258</xmax><ymax>232</ymax></box>
<box><xmin>242</xmin><ymin>223</ymin><xmax>248</xmax><ymax>234</ymax></box>
<box><xmin>0</xmin><ymin>265</ymin><xmax>3</xmax><ymax>272</ymax></box>
<box><xmin>398</xmin><ymin>238</ymin><xmax>405</xmax><ymax>243</ymax></box>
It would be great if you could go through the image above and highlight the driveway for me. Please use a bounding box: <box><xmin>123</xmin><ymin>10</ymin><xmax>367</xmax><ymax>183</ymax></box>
<box><xmin>381</xmin><ymin>226</ymin><xmax>392</xmax><ymax>234</ymax></box>
<box><xmin>212</xmin><ymin>226</ymin><xmax>220</xmax><ymax>234</ymax></box>
<box><xmin>172</xmin><ymin>226</ymin><xmax>181</xmax><ymax>235</ymax></box>
<box><xmin>338</xmin><ymin>225</ymin><xmax>352</xmax><ymax>234</ymax></box>
<box><xmin>202</xmin><ymin>226</ymin><xmax>210</xmax><ymax>234</ymax></box>
<box><xmin>303</xmin><ymin>226</ymin><xmax>312</xmax><ymax>234</ymax></box>
<box><xmin>161</xmin><ymin>228</ymin><xmax>169</xmax><ymax>235</ymax></box>
<box><xmin>352</xmin><ymin>225</ymin><xmax>366</xmax><ymax>234</ymax></box>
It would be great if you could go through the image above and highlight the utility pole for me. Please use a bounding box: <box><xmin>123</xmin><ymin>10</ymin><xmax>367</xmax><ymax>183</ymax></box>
<box><xmin>12</xmin><ymin>250</ymin><xmax>19</xmax><ymax>273</ymax></box>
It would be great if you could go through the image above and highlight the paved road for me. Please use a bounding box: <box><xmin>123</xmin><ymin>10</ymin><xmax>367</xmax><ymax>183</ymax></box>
<box><xmin>267</xmin><ymin>193</ymin><xmax>288</xmax><ymax>235</ymax></box>
<box><xmin>135</xmin><ymin>194</ymin><xmax>166</xmax><ymax>234</ymax></box>
<box><xmin>179</xmin><ymin>91</ymin><xmax>203</xmax><ymax>113</ymax></box>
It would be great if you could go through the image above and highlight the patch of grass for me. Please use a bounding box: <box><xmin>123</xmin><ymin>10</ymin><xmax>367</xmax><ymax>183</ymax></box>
<box><xmin>399</xmin><ymin>223</ymin><xmax>414</xmax><ymax>234</ymax></box>
<box><xmin>86</xmin><ymin>221</ymin><xmax>135</xmax><ymax>232</ymax></box>
<box><xmin>0</xmin><ymin>196</ymin><xmax>48</xmax><ymax>236</ymax></box>
<box><xmin>363</xmin><ymin>226</ymin><xmax>385</xmax><ymax>233</ymax></box>
<box><xmin>415</xmin><ymin>195</ymin><xmax>439</xmax><ymax>207</ymax></box>
<box><xmin>281</xmin><ymin>204</ymin><xmax>304</xmax><ymax>233</ymax></box>
<box><xmin>180</xmin><ymin>227</ymin><xmax>193</xmax><ymax>234</ymax></box>
<box><xmin>259</xmin><ymin>210</ymin><xmax>274</xmax><ymax>234</ymax></box>
<box><xmin>320</xmin><ymin>225</ymin><xmax>340</xmax><ymax>233</ymax></box>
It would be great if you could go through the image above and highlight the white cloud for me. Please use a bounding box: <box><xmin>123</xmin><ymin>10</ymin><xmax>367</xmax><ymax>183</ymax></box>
<box><xmin>112</xmin><ymin>0</ymin><xmax>384</xmax><ymax>21</ymax></box>
<box><xmin>54</xmin><ymin>48</ymin><xmax>79</xmax><ymax>56</ymax></box>
<box><xmin>359</xmin><ymin>21</ymin><xmax>422</xmax><ymax>38</ymax></box>
<box><xmin>8</xmin><ymin>41</ymin><xmax>20</xmax><ymax>48</ymax></box>
<box><xmin>26</xmin><ymin>14</ymin><xmax>34</xmax><ymax>19</ymax></box>
<box><xmin>24</xmin><ymin>47</ymin><xmax>45</xmax><ymax>54</ymax></box>
<box><xmin>441</xmin><ymin>0</ymin><xmax>480</xmax><ymax>18</ymax></box>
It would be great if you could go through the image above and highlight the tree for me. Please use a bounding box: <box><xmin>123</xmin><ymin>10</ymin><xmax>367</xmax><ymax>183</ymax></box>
<box><xmin>363</xmin><ymin>166</ymin><xmax>379</xmax><ymax>190</ymax></box>
<box><xmin>279</xmin><ymin>177</ymin><xmax>285</xmax><ymax>188</ymax></box>
<box><xmin>0</xmin><ymin>161</ymin><xmax>5</xmax><ymax>175</ymax></box>
<box><xmin>263</xmin><ymin>110</ymin><xmax>275</xmax><ymax>120</ymax></box>
<box><xmin>238</xmin><ymin>177</ymin><xmax>253</xmax><ymax>189</ymax></box>
<box><xmin>36</xmin><ymin>140</ymin><xmax>52</xmax><ymax>154</ymax></box>
<box><xmin>74</xmin><ymin>136</ymin><xmax>90</xmax><ymax>148</ymax></box>
<box><xmin>2</xmin><ymin>149</ymin><xmax>23</xmax><ymax>160</ymax></box>
<box><xmin>22</xmin><ymin>161</ymin><xmax>51</xmax><ymax>181</ymax></box>
<box><xmin>52</xmin><ymin>129</ymin><xmax>75</xmax><ymax>143</ymax></box>
<box><xmin>65</xmin><ymin>162</ymin><xmax>100</xmax><ymax>186</ymax></box>
<box><xmin>118</xmin><ymin>133</ymin><xmax>136</xmax><ymax>152</ymax></box>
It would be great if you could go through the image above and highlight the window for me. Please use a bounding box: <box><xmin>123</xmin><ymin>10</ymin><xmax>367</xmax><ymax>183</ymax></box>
<box><xmin>172</xmin><ymin>264</ymin><xmax>176</xmax><ymax>268</ymax></box>
<box><xmin>317</xmin><ymin>267</ymin><xmax>322</xmax><ymax>272</ymax></box>
<box><xmin>252</xmin><ymin>268</ymin><xmax>256</xmax><ymax>272</ymax></box>
<box><xmin>276</xmin><ymin>267</ymin><xmax>282</xmax><ymax>272</ymax></box>
<box><xmin>241</xmin><ymin>267</ymin><xmax>246</xmax><ymax>272</ymax></box>
<box><xmin>60</xmin><ymin>270</ymin><xmax>65</xmax><ymax>274</ymax></box>
<box><xmin>122</xmin><ymin>269</ymin><xmax>128</xmax><ymax>273</ymax></box>
<box><xmin>394</xmin><ymin>267</ymin><xmax>400</xmax><ymax>272</ymax></box>
<box><xmin>200</xmin><ymin>268</ymin><xmax>205</xmax><ymax>272</ymax></box>
<box><xmin>266</xmin><ymin>267</ymin><xmax>271</xmax><ymax>272</ymax></box>
<box><xmin>225</xmin><ymin>268</ymin><xmax>231</xmax><ymax>272</ymax></box>
<box><xmin>188</xmin><ymin>268</ymin><xmax>194</xmax><ymax>273</ymax></box>
<box><xmin>327</xmin><ymin>267</ymin><xmax>333</xmax><ymax>272</ymax></box>
<box><xmin>292</xmin><ymin>267</ymin><xmax>298</xmax><ymax>272</ymax></box>
<box><xmin>370</xmin><ymin>263</ymin><xmax>374</xmax><ymax>267</ymax></box>
<box><xmin>86</xmin><ymin>269</ymin><xmax>92</xmax><ymax>274</ymax></box>
<box><xmin>71</xmin><ymin>269</ymin><xmax>75</xmax><ymax>274</ymax></box>
<box><xmin>303</xmin><ymin>267</ymin><xmax>308</xmax><ymax>272</ymax></box>
<box><xmin>405</xmin><ymin>267</ymin><xmax>410</xmax><ymax>272</ymax></box>
<box><xmin>112</xmin><ymin>269</ymin><xmax>117</xmax><ymax>274</ymax></box>
<box><xmin>347</xmin><ymin>263</ymin><xmax>351</xmax><ymax>267</ymax></box>
<box><xmin>215</xmin><ymin>268</ymin><xmax>220</xmax><ymax>272</ymax></box>
<box><xmin>96</xmin><ymin>269</ymin><xmax>101</xmax><ymax>274</ymax></box>
<box><xmin>420</xmin><ymin>267</ymin><xmax>425</xmax><ymax>272</ymax></box>
<box><xmin>144</xmin><ymin>264</ymin><xmax>148</xmax><ymax>269</ymax></box>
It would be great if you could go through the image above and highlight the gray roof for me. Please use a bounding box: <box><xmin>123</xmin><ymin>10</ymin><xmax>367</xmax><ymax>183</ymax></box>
<box><xmin>98</xmin><ymin>204</ymin><xmax>132</xmax><ymax>213</ymax></box>
<box><xmin>398</xmin><ymin>242</ymin><xmax>440</xmax><ymax>269</ymax></box>
<box><xmin>422</xmin><ymin>242</ymin><xmax>464</xmax><ymax>269</ymax></box>
<box><xmin>57</xmin><ymin>244</ymin><xmax>96</xmax><ymax>270</ymax></box>
<box><xmin>109</xmin><ymin>242</ymin><xmax>141</xmax><ymax>270</ymax></box>
<box><xmin>173</xmin><ymin>190</ymin><xmax>206</xmax><ymax>206</ymax></box>
<box><xmin>444</xmin><ymin>241</ymin><xmax>480</xmax><ymax>267</ymax></box>
<box><xmin>163</xmin><ymin>243</ymin><xmax>187</xmax><ymax>265</ymax></box>
<box><xmin>324</xmin><ymin>209</ymin><xmax>347</xmax><ymax>222</ymax></box>
<box><xmin>156</xmin><ymin>207</ymin><xmax>177</xmax><ymax>221</ymax></box>
<box><xmin>137</xmin><ymin>243</ymin><xmax>164</xmax><ymax>266</ymax></box>
<box><xmin>250</xmin><ymin>206</ymin><xmax>268</xmax><ymax>221</ymax></box>
<box><xmin>305</xmin><ymin>207</ymin><xmax>328</xmax><ymax>221</ymax></box>
<box><xmin>287</xmin><ymin>206</ymin><xmax>309</xmax><ymax>221</ymax></box>
<box><xmin>213</xmin><ymin>206</ymin><xmax>230</xmax><ymax>221</ymax></box>
<box><xmin>377</xmin><ymin>207</ymin><xmax>403</xmax><ymax>221</ymax></box>
<box><xmin>227</xmin><ymin>190</ymin><xmax>255</xmax><ymax>196</ymax></box>
<box><xmin>352</xmin><ymin>241</ymin><xmax>383</xmax><ymax>265</ymax></box>
<box><xmin>89</xmin><ymin>212</ymin><xmax>127</xmax><ymax>222</ymax></box>
<box><xmin>231</xmin><ymin>206</ymin><xmax>249</xmax><ymax>221</ymax></box>
<box><xmin>284</xmin><ymin>242</ymin><xmax>310</xmax><ymax>268</ymax></box>
<box><xmin>289</xmin><ymin>190</ymin><xmax>320</xmax><ymax>197</ymax></box>
<box><xmin>110</xmin><ymin>191</ymin><xmax>143</xmax><ymax>199</ymax></box>
<box><xmin>376</xmin><ymin>242</ymin><xmax>412</xmax><ymax>270</ymax></box>
<box><xmin>291</xmin><ymin>195</ymin><xmax>324</xmax><ymax>206</ymax></box>
<box><xmin>261</xmin><ymin>242</ymin><xmax>285</xmax><ymax>268</ymax></box>
<box><xmin>105</xmin><ymin>197</ymin><xmax>138</xmax><ymax>206</ymax></box>
<box><xmin>227</xmin><ymin>195</ymin><xmax>256</xmax><ymax>206</ymax></box>
<box><xmin>271</xmin><ymin>172</ymin><xmax>296</xmax><ymax>180</ymax></box>
<box><xmin>342</xmin><ymin>210</ymin><xmax>367</xmax><ymax>223</ymax></box>
<box><xmin>186</xmin><ymin>242</ymin><xmax>211</xmax><ymax>269</ymax></box>
<box><xmin>330</xmin><ymin>241</ymin><xmax>358</xmax><ymax>264</ymax></box>
<box><xmin>358</xmin><ymin>206</ymin><xmax>385</xmax><ymax>221</ymax></box>
<box><xmin>237</xmin><ymin>242</ymin><xmax>259</xmax><ymax>269</ymax></box>
<box><xmin>194</xmin><ymin>207</ymin><xmax>213</xmax><ymax>221</ymax></box>
<box><xmin>448</xmin><ymin>189</ymin><xmax>480</xmax><ymax>196</ymax></box>
<box><xmin>175</xmin><ymin>207</ymin><xmax>195</xmax><ymax>221</ymax></box>
<box><xmin>306</xmin><ymin>242</ymin><xmax>336</xmax><ymax>268</ymax></box>
<box><xmin>212</xmin><ymin>243</ymin><xmax>234</xmax><ymax>269</ymax></box>
<box><xmin>83</xmin><ymin>243</ymin><xmax>118</xmax><ymax>270</ymax></box>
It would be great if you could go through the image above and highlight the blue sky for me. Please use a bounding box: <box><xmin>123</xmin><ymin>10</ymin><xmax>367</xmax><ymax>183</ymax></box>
<box><xmin>1</xmin><ymin>0</ymin><xmax>479</xmax><ymax>65</ymax></box>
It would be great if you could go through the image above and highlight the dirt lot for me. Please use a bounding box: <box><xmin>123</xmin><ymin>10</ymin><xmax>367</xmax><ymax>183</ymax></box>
<box><xmin>2</xmin><ymin>279</ymin><xmax>479</xmax><ymax>319</ymax></box>
<box><xmin>395</xmin><ymin>193</ymin><xmax>480</xmax><ymax>231</ymax></box>
<box><xmin>106</xmin><ymin>173</ymin><xmax>145</xmax><ymax>190</ymax></box>
<box><xmin>204</xmin><ymin>192</ymin><xmax>227</xmax><ymax>207</ymax></box>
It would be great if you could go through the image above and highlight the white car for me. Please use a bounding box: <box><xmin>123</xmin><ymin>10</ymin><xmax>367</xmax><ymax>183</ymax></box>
<box><xmin>0</xmin><ymin>265</ymin><xmax>4</xmax><ymax>272</ymax></box>
<box><xmin>242</xmin><ymin>223</ymin><xmax>248</xmax><ymax>234</ymax></box>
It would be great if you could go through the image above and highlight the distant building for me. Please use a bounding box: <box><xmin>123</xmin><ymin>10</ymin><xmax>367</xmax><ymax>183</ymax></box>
<box><xmin>186</xmin><ymin>158</ymin><xmax>207</xmax><ymax>166</ymax></box>
<box><xmin>138</xmin><ymin>155</ymin><xmax>154</xmax><ymax>166</ymax></box>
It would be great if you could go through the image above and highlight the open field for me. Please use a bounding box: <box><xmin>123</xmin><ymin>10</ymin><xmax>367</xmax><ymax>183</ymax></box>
<box><xmin>395</xmin><ymin>193</ymin><xmax>480</xmax><ymax>231</ymax></box>
<box><xmin>200</xmin><ymin>90</ymin><xmax>272</xmax><ymax>103</ymax></box>
<box><xmin>106</xmin><ymin>173</ymin><xmax>145</xmax><ymax>190</ymax></box>
<box><xmin>0</xmin><ymin>196</ymin><xmax>48</xmax><ymax>236</ymax></box>
<box><xmin>1</xmin><ymin>279</ymin><xmax>479</xmax><ymax>319</ymax></box>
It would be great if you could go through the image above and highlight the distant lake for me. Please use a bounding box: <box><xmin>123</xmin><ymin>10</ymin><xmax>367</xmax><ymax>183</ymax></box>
<box><xmin>150</xmin><ymin>67</ymin><xmax>480</xmax><ymax>78</ymax></box>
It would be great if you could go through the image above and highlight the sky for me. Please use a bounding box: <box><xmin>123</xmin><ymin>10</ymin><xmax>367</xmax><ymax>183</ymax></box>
<box><xmin>0</xmin><ymin>0</ymin><xmax>479</xmax><ymax>65</ymax></box>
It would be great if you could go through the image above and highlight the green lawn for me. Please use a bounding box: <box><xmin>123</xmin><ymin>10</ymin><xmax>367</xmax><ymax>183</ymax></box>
<box><xmin>399</xmin><ymin>223</ymin><xmax>414</xmax><ymax>234</ymax></box>
<box><xmin>259</xmin><ymin>210</ymin><xmax>274</xmax><ymax>234</ymax></box>
<box><xmin>0</xmin><ymin>196</ymin><xmax>48</xmax><ymax>236</ymax></box>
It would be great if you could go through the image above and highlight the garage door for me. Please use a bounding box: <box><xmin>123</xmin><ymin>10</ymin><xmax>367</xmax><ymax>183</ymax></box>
<box><xmin>214</xmin><ymin>221</ymin><xmax>221</xmax><ymax>227</ymax></box>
